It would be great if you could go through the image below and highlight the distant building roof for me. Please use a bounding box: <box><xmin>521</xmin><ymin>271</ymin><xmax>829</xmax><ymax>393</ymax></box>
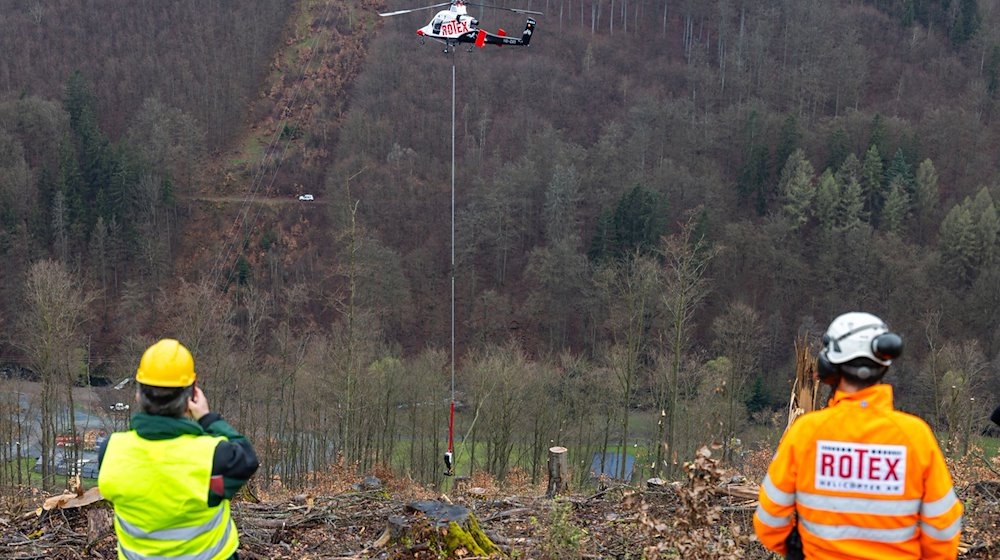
<box><xmin>590</xmin><ymin>452</ymin><xmax>636</xmax><ymax>480</ymax></box>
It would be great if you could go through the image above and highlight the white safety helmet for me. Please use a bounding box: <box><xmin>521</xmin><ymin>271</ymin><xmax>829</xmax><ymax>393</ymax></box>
<box><xmin>817</xmin><ymin>312</ymin><xmax>903</xmax><ymax>385</ymax></box>
<box><xmin>823</xmin><ymin>312</ymin><xmax>893</xmax><ymax>366</ymax></box>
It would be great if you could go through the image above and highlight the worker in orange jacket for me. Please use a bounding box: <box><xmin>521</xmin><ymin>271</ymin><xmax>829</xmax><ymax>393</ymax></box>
<box><xmin>754</xmin><ymin>312</ymin><xmax>962</xmax><ymax>559</ymax></box>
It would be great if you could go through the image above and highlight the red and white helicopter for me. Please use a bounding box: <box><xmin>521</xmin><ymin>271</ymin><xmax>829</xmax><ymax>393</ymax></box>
<box><xmin>379</xmin><ymin>0</ymin><xmax>541</xmax><ymax>52</ymax></box>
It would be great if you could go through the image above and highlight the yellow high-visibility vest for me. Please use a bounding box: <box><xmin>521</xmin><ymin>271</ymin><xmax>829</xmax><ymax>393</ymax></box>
<box><xmin>98</xmin><ymin>431</ymin><xmax>239</xmax><ymax>560</ymax></box>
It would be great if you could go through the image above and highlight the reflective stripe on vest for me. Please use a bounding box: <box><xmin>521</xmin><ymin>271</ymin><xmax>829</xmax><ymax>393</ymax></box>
<box><xmin>921</xmin><ymin>489</ymin><xmax>959</xmax><ymax>518</ymax></box>
<box><xmin>796</xmin><ymin>491</ymin><xmax>920</xmax><ymax>516</ymax></box>
<box><xmin>116</xmin><ymin>506</ymin><xmax>226</xmax><ymax>541</ymax></box>
<box><xmin>800</xmin><ymin>517</ymin><xmax>916</xmax><ymax>542</ymax></box>
<box><xmin>762</xmin><ymin>474</ymin><xmax>795</xmax><ymax>506</ymax></box>
<box><xmin>920</xmin><ymin>516</ymin><xmax>962</xmax><ymax>541</ymax></box>
<box><xmin>119</xmin><ymin>514</ymin><xmax>234</xmax><ymax>560</ymax></box>
<box><xmin>755</xmin><ymin>504</ymin><xmax>792</xmax><ymax>528</ymax></box>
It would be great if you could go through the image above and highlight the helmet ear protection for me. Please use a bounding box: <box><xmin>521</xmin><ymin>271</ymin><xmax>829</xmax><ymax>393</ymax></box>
<box><xmin>816</xmin><ymin>320</ymin><xmax>903</xmax><ymax>386</ymax></box>
<box><xmin>816</xmin><ymin>337</ymin><xmax>840</xmax><ymax>385</ymax></box>
<box><xmin>870</xmin><ymin>332</ymin><xmax>903</xmax><ymax>362</ymax></box>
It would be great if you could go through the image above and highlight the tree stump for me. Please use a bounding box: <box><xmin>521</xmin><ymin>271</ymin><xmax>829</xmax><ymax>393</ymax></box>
<box><xmin>86</xmin><ymin>507</ymin><xmax>113</xmax><ymax>545</ymax></box>
<box><xmin>453</xmin><ymin>475</ymin><xmax>471</xmax><ymax>492</ymax></box>
<box><xmin>376</xmin><ymin>500</ymin><xmax>502</xmax><ymax>557</ymax></box>
<box><xmin>546</xmin><ymin>446</ymin><xmax>570</xmax><ymax>498</ymax></box>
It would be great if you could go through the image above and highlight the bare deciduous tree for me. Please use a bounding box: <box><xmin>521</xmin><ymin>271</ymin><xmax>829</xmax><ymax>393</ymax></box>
<box><xmin>595</xmin><ymin>252</ymin><xmax>660</xmax><ymax>480</ymax></box>
<box><xmin>658</xmin><ymin>211</ymin><xmax>717</xmax><ymax>476</ymax></box>
<box><xmin>17</xmin><ymin>260</ymin><xmax>92</xmax><ymax>488</ymax></box>
<box><xmin>936</xmin><ymin>340</ymin><xmax>990</xmax><ymax>456</ymax></box>
<box><xmin>711</xmin><ymin>301</ymin><xmax>762</xmax><ymax>461</ymax></box>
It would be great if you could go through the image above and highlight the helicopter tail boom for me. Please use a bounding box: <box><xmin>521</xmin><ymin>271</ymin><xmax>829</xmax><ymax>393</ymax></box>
<box><xmin>474</xmin><ymin>17</ymin><xmax>535</xmax><ymax>47</ymax></box>
<box><xmin>520</xmin><ymin>17</ymin><xmax>535</xmax><ymax>45</ymax></box>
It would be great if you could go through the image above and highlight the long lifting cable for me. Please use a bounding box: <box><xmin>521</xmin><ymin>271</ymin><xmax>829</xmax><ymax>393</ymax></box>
<box><xmin>444</xmin><ymin>60</ymin><xmax>456</xmax><ymax>477</ymax></box>
<box><xmin>194</xmin><ymin>1</ymin><xmax>338</xmax><ymax>350</ymax></box>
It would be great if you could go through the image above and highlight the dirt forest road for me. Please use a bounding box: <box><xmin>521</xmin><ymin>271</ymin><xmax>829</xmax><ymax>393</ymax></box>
<box><xmin>185</xmin><ymin>195</ymin><xmax>328</xmax><ymax>206</ymax></box>
<box><xmin>6</xmin><ymin>379</ymin><xmax>122</xmax><ymax>451</ymax></box>
<box><xmin>9</xmin><ymin>379</ymin><xmax>105</xmax><ymax>411</ymax></box>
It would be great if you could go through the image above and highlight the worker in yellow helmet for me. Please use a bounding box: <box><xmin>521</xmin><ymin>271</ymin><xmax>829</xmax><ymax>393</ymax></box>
<box><xmin>97</xmin><ymin>339</ymin><xmax>259</xmax><ymax>560</ymax></box>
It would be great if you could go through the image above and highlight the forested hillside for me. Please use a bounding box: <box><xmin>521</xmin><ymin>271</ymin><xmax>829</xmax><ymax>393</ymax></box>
<box><xmin>1</xmin><ymin>0</ymin><xmax>999</xmax><ymax>491</ymax></box>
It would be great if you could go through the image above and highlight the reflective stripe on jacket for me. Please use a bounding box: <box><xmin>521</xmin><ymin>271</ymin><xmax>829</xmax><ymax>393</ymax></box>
<box><xmin>753</xmin><ymin>384</ymin><xmax>962</xmax><ymax>559</ymax></box>
<box><xmin>98</xmin><ymin>430</ymin><xmax>239</xmax><ymax>560</ymax></box>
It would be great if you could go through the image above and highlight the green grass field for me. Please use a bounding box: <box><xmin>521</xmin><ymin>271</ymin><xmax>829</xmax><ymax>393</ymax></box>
<box><xmin>1</xmin><ymin>458</ymin><xmax>97</xmax><ymax>491</ymax></box>
<box><xmin>974</xmin><ymin>435</ymin><xmax>1000</xmax><ymax>457</ymax></box>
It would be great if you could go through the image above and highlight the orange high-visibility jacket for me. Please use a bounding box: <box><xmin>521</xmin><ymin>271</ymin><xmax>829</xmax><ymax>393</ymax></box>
<box><xmin>754</xmin><ymin>384</ymin><xmax>962</xmax><ymax>559</ymax></box>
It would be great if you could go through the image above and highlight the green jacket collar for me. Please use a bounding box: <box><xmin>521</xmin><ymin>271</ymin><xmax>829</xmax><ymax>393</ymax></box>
<box><xmin>130</xmin><ymin>412</ymin><xmax>206</xmax><ymax>440</ymax></box>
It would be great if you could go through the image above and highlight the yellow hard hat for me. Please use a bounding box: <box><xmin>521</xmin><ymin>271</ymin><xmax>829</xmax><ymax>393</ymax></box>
<box><xmin>136</xmin><ymin>339</ymin><xmax>196</xmax><ymax>387</ymax></box>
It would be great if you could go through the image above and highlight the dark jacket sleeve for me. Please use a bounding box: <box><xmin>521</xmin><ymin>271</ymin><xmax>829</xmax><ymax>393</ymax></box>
<box><xmin>98</xmin><ymin>438</ymin><xmax>109</xmax><ymax>468</ymax></box>
<box><xmin>199</xmin><ymin>413</ymin><xmax>260</xmax><ymax>506</ymax></box>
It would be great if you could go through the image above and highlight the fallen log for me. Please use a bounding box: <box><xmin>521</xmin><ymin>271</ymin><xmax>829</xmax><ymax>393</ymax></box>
<box><xmin>715</xmin><ymin>483</ymin><xmax>760</xmax><ymax>500</ymax></box>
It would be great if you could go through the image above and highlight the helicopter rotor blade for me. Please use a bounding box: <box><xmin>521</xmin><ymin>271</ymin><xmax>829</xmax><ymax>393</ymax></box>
<box><xmin>465</xmin><ymin>2</ymin><xmax>543</xmax><ymax>15</ymax></box>
<box><xmin>378</xmin><ymin>2</ymin><xmax>452</xmax><ymax>17</ymax></box>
